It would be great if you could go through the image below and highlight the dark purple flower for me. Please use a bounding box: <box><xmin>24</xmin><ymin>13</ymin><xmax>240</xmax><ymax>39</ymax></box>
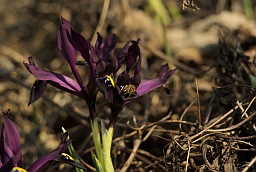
<box><xmin>0</xmin><ymin>110</ymin><xmax>85</xmax><ymax>172</ymax></box>
<box><xmin>90</xmin><ymin>33</ymin><xmax>129</xmax><ymax>77</ymax></box>
<box><xmin>0</xmin><ymin>109</ymin><xmax>22</xmax><ymax>172</ymax></box>
<box><xmin>24</xmin><ymin>17</ymin><xmax>129</xmax><ymax>118</ymax></box>
<box><xmin>96</xmin><ymin>40</ymin><xmax>177</xmax><ymax>126</ymax></box>
<box><xmin>24</xmin><ymin>17</ymin><xmax>94</xmax><ymax>116</ymax></box>
<box><xmin>27</xmin><ymin>133</ymin><xmax>72</xmax><ymax>172</ymax></box>
<box><xmin>24</xmin><ymin>18</ymin><xmax>89</xmax><ymax>100</ymax></box>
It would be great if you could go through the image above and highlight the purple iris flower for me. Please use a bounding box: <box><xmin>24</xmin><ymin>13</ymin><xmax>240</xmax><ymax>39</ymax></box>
<box><xmin>0</xmin><ymin>109</ymin><xmax>85</xmax><ymax>172</ymax></box>
<box><xmin>96</xmin><ymin>40</ymin><xmax>177</xmax><ymax>126</ymax></box>
<box><xmin>24</xmin><ymin>18</ymin><xmax>94</xmax><ymax>116</ymax></box>
<box><xmin>23</xmin><ymin>17</ymin><xmax>176</xmax><ymax>126</ymax></box>
<box><xmin>0</xmin><ymin>109</ymin><xmax>22</xmax><ymax>172</ymax></box>
<box><xmin>23</xmin><ymin>19</ymin><xmax>90</xmax><ymax>102</ymax></box>
<box><xmin>68</xmin><ymin>21</ymin><xmax>129</xmax><ymax>97</ymax></box>
<box><xmin>24</xmin><ymin>17</ymin><xmax>129</xmax><ymax>119</ymax></box>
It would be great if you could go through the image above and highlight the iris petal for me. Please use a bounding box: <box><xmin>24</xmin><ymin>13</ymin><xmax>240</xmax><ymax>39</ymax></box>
<box><xmin>99</xmin><ymin>34</ymin><xmax>116</xmax><ymax>62</ymax></box>
<box><xmin>0</xmin><ymin>110</ymin><xmax>23</xmax><ymax>170</ymax></box>
<box><xmin>58</xmin><ymin>17</ymin><xmax>87</xmax><ymax>97</ymax></box>
<box><xmin>96</xmin><ymin>76</ymin><xmax>115</xmax><ymax>102</ymax></box>
<box><xmin>2</xmin><ymin>110</ymin><xmax>22</xmax><ymax>167</ymax></box>
<box><xmin>136</xmin><ymin>64</ymin><xmax>177</xmax><ymax>96</ymax></box>
<box><xmin>28</xmin><ymin>80</ymin><xmax>47</xmax><ymax>106</ymax></box>
<box><xmin>58</xmin><ymin>17</ymin><xmax>76</xmax><ymax>67</ymax></box>
<box><xmin>54</xmin><ymin>153</ymin><xmax>86</xmax><ymax>170</ymax></box>
<box><xmin>114</xmin><ymin>42</ymin><xmax>129</xmax><ymax>74</ymax></box>
<box><xmin>126</xmin><ymin>40</ymin><xmax>141</xmax><ymax>75</ymax></box>
<box><xmin>27</xmin><ymin>133</ymin><xmax>72</xmax><ymax>172</ymax></box>
<box><xmin>24</xmin><ymin>57</ymin><xmax>82</xmax><ymax>97</ymax></box>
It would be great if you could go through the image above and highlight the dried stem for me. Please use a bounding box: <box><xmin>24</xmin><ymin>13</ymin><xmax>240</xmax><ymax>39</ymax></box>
<box><xmin>91</xmin><ymin>0</ymin><xmax>110</xmax><ymax>44</ymax></box>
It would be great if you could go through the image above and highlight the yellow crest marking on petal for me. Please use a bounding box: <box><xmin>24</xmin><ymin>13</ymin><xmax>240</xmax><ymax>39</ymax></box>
<box><xmin>61</xmin><ymin>153</ymin><xmax>74</xmax><ymax>161</ymax></box>
<box><xmin>104</xmin><ymin>75</ymin><xmax>115</xmax><ymax>88</ymax></box>
<box><xmin>11</xmin><ymin>167</ymin><xmax>27</xmax><ymax>172</ymax></box>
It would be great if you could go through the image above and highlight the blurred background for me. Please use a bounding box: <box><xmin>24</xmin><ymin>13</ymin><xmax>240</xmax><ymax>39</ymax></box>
<box><xmin>0</xmin><ymin>0</ymin><xmax>256</xmax><ymax>171</ymax></box>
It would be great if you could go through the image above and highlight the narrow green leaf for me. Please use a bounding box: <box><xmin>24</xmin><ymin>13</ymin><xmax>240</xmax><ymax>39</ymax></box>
<box><xmin>91</xmin><ymin>152</ymin><xmax>104</xmax><ymax>172</ymax></box>
<box><xmin>101</xmin><ymin>122</ymin><xmax>114</xmax><ymax>172</ymax></box>
<box><xmin>91</xmin><ymin>118</ymin><xmax>104</xmax><ymax>166</ymax></box>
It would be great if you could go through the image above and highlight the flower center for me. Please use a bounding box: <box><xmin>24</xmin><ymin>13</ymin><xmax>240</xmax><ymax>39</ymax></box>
<box><xmin>119</xmin><ymin>84</ymin><xmax>137</xmax><ymax>98</ymax></box>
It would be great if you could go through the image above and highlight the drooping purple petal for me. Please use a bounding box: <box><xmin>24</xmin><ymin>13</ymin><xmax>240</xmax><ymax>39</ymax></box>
<box><xmin>136</xmin><ymin>64</ymin><xmax>177</xmax><ymax>96</ymax></box>
<box><xmin>96</xmin><ymin>76</ymin><xmax>115</xmax><ymax>102</ymax></box>
<box><xmin>156</xmin><ymin>64</ymin><xmax>176</xmax><ymax>82</ymax></box>
<box><xmin>2</xmin><ymin>110</ymin><xmax>22</xmax><ymax>167</ymax></box>
<box><xmin>27</xmin><ymin>133</ymin><xmax>71</xmax><ymax>172</ymax></box>
<box><xmin>24</xmin><ymin>58</ymin><xmax>82</xmax><ymax>97</ymax></box>
<box><xmin>54</xmin><ymin>153</ymin><xmax>87</xmax><ymax>170</ymax></box>
<box><xmin>28</xmin><ymin>80</ymin><xmax>47</xmax><ymax>106</ymax></box>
